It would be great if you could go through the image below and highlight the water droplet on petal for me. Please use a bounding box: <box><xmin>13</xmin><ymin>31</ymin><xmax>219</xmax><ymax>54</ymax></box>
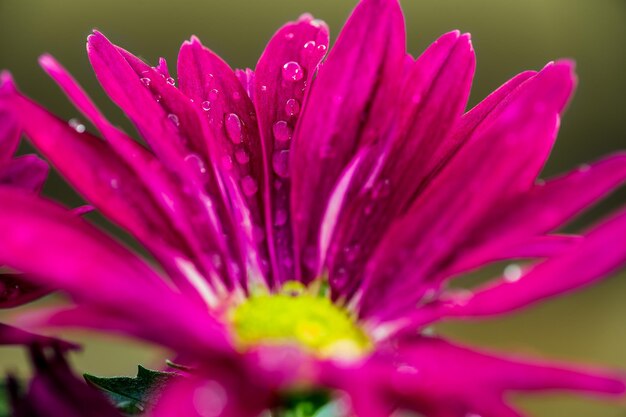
<box><xmin>184</xmin><ymin>153</ymin><xmax>207</xmax><ymax>176</ymax></box>
<box><xmin>140</xmin><ymin>77</ymin><xmax>151</xmax><ymax>87</ymax></box>
<box><xmin>282</xmin><ymin>61</ymin><xmax>304</xmax><ymax>82</ymax></box>
<box><xmin>316</xmin><ymin>44</ymin><xmax>327</xmax><ymax>54</ymax></box>
<box><xmin>260</xmin><ymin>85</ymin><xmax>268</xmax><ymax>92</ymax></box>
<box><xmin>232</xmin><ymin>91</ymin><xmax>241</xmax><ymax>101</ymax></box>
<box><xmin>221</xmin><ymin>155</ymin><xmax>234</xmax><ymax>171</ymax></box>
<box><xmin>234</xmin><ymin>148</ymin><xmax>250</xmax><ymax>164</ymax></box>
<box><xmin>343</xmin><ymin>245</ymin><xmax>360</xmax><ymax>263</ymax></box>
<box><xmin>109</xmin><ymin>178</ymin><xmax>120</xmax><ymax>189</ymax></box>
<box><xmin>241</xmin><ymin>176</ymin><xmax>258</xmax><ymax>196</ymax></box>
<box><xmin>503</xmin><ymin>263</ymin><xmax>523</xmax><ymax>282</ymax></box>
<box><xmin>303</xmin><ymin>40</ymin><xmax>316</xmax><ymax>54</ymax></box>
<box><xmin>193</xmin><ymin>381</ymin><xmax>227</xmax><ymax>417</ymax></box>
<box><xmin>208</xmin><ymin>89</ymin><xmax>219</xmax><ymax>101</ymax></box>
<box><xmin>284</xmin><ymin>32</ymin><xmax>295</xmax><ymax>40</ymax></box>
<box><xmin>201</xmin><ymin>101</ymin><xmax>211</xmax><ymax>111</ymax></box>
<box><xmin>225</xmin><ymin>113</ymin><xmax>243</xmax><ymax>144</ymax></box>
<box><xmin>167</xmin><ymin>113</ymin><xmax>180</xmax><ymax>127</ymax></box>
<box><xmin>166</xmin><ymin>77</ymin><xmax>176</xmax><ymax>86</ymax></box>
<box><xmin>285</xmin><ymin>98</ymin><xmax>300</xmax><ymax>117</ymax></box>
<box><xmin>68</xmin><ymin>118</ymin><xmax>86</xmax><ymax>133</ymax></box>
<box><xmin>272</xmin><ymin>121</ymin><xmax>292</xmax><ymax>142</ymax></box>
<box><xmin>272</xmin><ymin>150</ymin><xmax>290</xmax><ymax>178</ymax></box>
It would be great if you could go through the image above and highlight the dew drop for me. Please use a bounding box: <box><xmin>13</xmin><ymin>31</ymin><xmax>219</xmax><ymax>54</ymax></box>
<box><xmin>221</xmin><ymin>155</ymin><xmax>234</xmax><ymax>171</ymax></box>
<box><xmin>316</xmin><ymin>44</ymin><xmax>327</xmax><ymax>54</ymax></box>
<box><xmin>68</xmin><ymin>118</ymin><xmax>86</xmax><ymax>133</ymax></box>
<box><xmin>331</xmin><ymin>268</ymin><xmax>349</xmax><ymax>288</ymax></box>
<box><xmin>140</xmin><ymin>77</ymin><xmax>151</xmax><ymax>87</ymax></box>
<box><xmin>232</xmin><ymin>91</ymin><xmax>241</xmax><ymax>101</ymax></box>
<box><xmin>109</xmin><ymin>178</ymin><xmax>120</xmax><ymax>189</ymax></box>
<box><xmin>343</xmin><ymin>245</ymin><xmax>360</xmax><ymax>263</ymax></box>
<box><xmin>284</xmin><ymin>32</ymin><xmax>295</xmax><ymax>40</ymax></box>
<box><xmin>167</xmin><ymin>113</ymin><xmax>180</xmax><ymax>127</ymax></box>
<box><xmin>166</xmin><ymin>77</ymin><xmax>176</xmax><ymax>86</ymax></box>
<box><xmin>184</xmin><ymin>153</ymin><xmax>208</xmax><ymax>176</ymax></box>
<box><xmin>503</xmin><ymin>264</ymin><xmax>523</xmax><ymax>282</ymax></box>
<box><xmin>303</xmin><ymin>40</ymin><xmax>316</xmax><ymax>53</ymax></box>
<box><xmin>285</xmin><ymin>98</ymin><xmax>300</xmax><ymax>117</ymax></box>
<box><xmin>225</xmin><ymin>113</ymin><xmax>243</xmax><ymax>144</ymax></box>
<box><xmin>193</xmin><ymin>381</ymin><xmax>227</xmax><ymax>417</ymax></box>
<box><xmin>282</xmin><ymin>61</ymin><xmax>304</xmax><ymax>82</ymax></box>
<box><xmin>272</xmin><ymin>121</ymin><xmax>292</xmax><ymax>142</ymax></box>
<box><xmin>208</xmin><ymin>89</ymin><xmax>219</xmax><ymax>101</ymax></box>
<box><xmin>234</xmin><ymin>148</ymin><xmax>250</xmax><ymax>164</ymax></box>
<box><xmin>241</xmin><ymin>176</ymin><xmax>258</xmax><ymax>196</ymax></box>
<box><xmin>272</xmin><ymin>150</ymin><xmax>290</xmax><ymax>178</ymax></box>
<box><xmin>201</xmin><ymin>101</ymin><xmax>211</xmax><ymax>111</ymax></box>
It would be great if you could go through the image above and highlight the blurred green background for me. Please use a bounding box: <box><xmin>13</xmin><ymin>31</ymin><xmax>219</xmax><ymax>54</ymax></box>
<box><xmin>0</xmin><ymin>0</ymin><xmax>625</xmax><ymax>415</ymax></box>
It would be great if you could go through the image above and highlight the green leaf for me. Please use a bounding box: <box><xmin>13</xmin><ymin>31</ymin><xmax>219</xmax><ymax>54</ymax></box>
<box><xmin>84</xmin><ymin>366</ymin><xmax>177</xmax><ymax>415</ymax></box>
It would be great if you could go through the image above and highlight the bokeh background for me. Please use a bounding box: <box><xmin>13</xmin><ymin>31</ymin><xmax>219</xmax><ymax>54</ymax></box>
<box><xmin>0</xmin><ymin>0</ymin><xmax>625</xmax><ymax>415</ymax></box>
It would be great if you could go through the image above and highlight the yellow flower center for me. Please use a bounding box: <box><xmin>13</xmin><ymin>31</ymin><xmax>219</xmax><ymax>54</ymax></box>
<box><xmin>228</xmin><ymin>282</ymin><xmax>372</xmax><ymax>360</ymax></box>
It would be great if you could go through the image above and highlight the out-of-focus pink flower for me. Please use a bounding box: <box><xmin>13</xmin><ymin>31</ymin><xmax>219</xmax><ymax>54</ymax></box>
<box><xmin>1</xmin><ymin>0</ymin><xmax>626</xmax><ymax>415</ymax></box>
<box><xmin>0</xmin><ymin>84</ymin><xmax>51</xmax><ymax>308</ymax></box>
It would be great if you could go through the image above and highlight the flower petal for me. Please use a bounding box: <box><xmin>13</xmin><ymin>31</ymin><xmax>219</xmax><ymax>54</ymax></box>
<box><xmin>177</xmin><ymin>35</ymin><xmax>271</xmax><ymax>287</ymax></box>
<box><xmin>0</xmin><ymin>273</ymin><xmax>51</xmax><ymax>309</ymax></box>
<box><xmin>326</xmin><ymin>31</ymin><xmax>475</xmax><ymax>298</ymax></box>
<box><xmin>360</xmin><ymin>61</ymin><xmax>575</xmax><ymax>320</ymax></box>
<box><xmin>443</xmin><ymin>206</ymin><xmax>626</xmax><ymax>318</ymax></box>
<box><xmin>446</xmin><ymin>152</ymin><xmax>626</xmax><ymax>276</ymax></box>
<box><xmin>290</xmin><ymin>0</ymin><xmax>406</xmax><ymax>280</ymax></box>
<box><xmin>0</xmin><ymin>322</ymin><xmax>78</xmax><ymax>351</ymax></box>
<box><xmin>88</xmin><ymin>32</ymin><xmax>253</xmax><ymax>289</ymax></box>
<box><xmin>326</xmin><ymin>336</ymin><xmax>623</xmax><ymax>417</ymax></box>
<box><xmin>38</xmin><ymin>54</ymin><xmax>230</xmax><ymax>299</ymax></box>
<box><xmin>0</xmin><ymin>154</ymin><xmax>48</xmax><ymax>192</ymax></box>
<box><xmin>0</xmin><ymin>188</ymin><xmax>233</xmax><ymax>355</ymax></box>
<box><xmin>253</xmin><ymin>15</ymin><xmax>329</xmax><ymax>285</ymax></box>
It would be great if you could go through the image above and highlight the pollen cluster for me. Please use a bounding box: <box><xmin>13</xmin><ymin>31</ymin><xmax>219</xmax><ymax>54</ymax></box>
<box><xmin>228</xmin><ymin>282</ymin><xmax>372</xmax><ymax>360</ymax></box>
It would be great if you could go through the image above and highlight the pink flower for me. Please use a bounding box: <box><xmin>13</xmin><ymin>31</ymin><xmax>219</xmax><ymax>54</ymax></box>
<box><xmin>0</xmin><ymin>82</ymin><xmax>51</xmax><ymax>308</ymax></box>
<box><xmin>1</xmin><ymin>0</ymin><xmax>626</xmax><ymax>415</ymax></box>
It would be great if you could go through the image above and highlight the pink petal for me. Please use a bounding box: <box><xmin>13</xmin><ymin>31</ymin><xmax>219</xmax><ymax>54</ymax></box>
<box><xmin>87</xmin><ymin>32</ymin><xmax>246</xmax><ymax>290</ymax></box>
<box><xmin>253</xmin><ymin>14</ymin><xmax>329</xmax><ymax>285</ymax></box>
<box><xmin>290</xmin><ymin>0</ymin><xmax>406</xmax><ymax>281</ymax></box>
<box><xmin>0</xmin><ymin>322</ymin><xmax>78</xmax><ymax>351</ymax></box>
<box><xmin>326</xmin><ymin>336</ymin><xmax>623</xmax><ymax>417</ymax></box>
<box><xmin>177</xmin><ymin>35</ymin><xmax>272</xmax><ymax>287</ymax></box>
<box><xmin>38</xmin><ymin>54</ymin><xmax>232</xmax><ymax>296</ymax></box>
<box><xmin>444</xmin><ymin>207</ymin><xmax>626</xmax><ymax>318</ymax></box>
<box><xmin>360</xmin><ymin>61</ymin><xmax>576</xmax><ymax>320</ymax></box>
<box><xmin>447</xmin><ymin>153</ymin><xmax>626</xmax><ymax>276</ymax></box>
<box><xmin>0</xmin><ymin>273</ymin><xmax>51</xmax><ymax>309</ymax></box>
<box><xmin>326</xmin><ymin>31</ymin><xmax>475</xmax><ymax>299</ymax></box>
<box><xmin>0</xmin><ymin>93</ymin><xmax>20</xmax><ymax>162</ymax></box>
<box><xmin>0</xmin><ymin>188</ymin><xmax>232</xmax><ymax>356</ymax></box>
<box><xmin>0</xmin><ymin>154</ymin><xmax>48</xmax><ymax>192</ymax></box>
